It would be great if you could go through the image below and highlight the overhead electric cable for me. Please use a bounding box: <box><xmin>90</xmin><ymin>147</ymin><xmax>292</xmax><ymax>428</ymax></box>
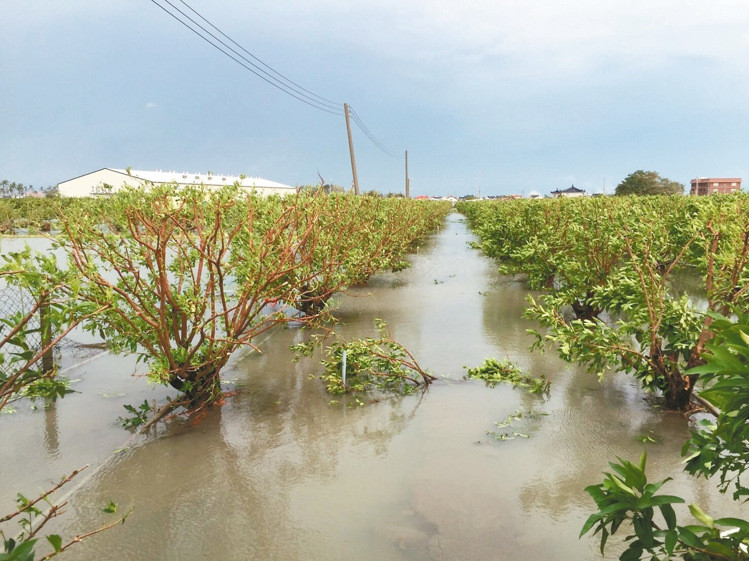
<box><xmin>349</xmin><ymin>108</ymin><xmax>400</xmax><ymax>157</ymax></box>
<box><xmin>147</xmin><ymin>0</ymin><xmax>405</xmax><ymax>160</ymax></box>
<box><xmin>176</xmin><ymin>0</ymin><xmax>341</xmax><ymax>110</ymax></box>
<box><xmin>148</xmin><ymin>0</ymin><xmax>343</xmax><ymax>115</ymax></box>
<box><xmin>349</xmin><ymin>107</ymin><xmax>401</xmax><ymax>159</ymax></box>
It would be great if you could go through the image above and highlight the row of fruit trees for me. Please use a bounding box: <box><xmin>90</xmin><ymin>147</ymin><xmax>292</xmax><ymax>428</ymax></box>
<box><xmin>457</xmin><ymin>193</ymin><xmax>748</xmax><ymax>560</ymax></box>
<box><xmin>0</xmin><ymin>185</ymin><xmax>451</xmax><ymax>559</ymax></box>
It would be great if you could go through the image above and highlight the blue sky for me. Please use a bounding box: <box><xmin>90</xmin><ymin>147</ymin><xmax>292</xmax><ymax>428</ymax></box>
<box><xmin>2</xmin><ymin>1</ymin><xmax>748</xmax><ymax>197</ymax></box>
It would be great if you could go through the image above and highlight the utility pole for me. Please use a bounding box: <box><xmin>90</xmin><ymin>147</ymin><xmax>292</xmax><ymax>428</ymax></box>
<box><xmin>405</xmin><ymin>150</ymin><xmax>410</xmax><ymax>198</ymax></box>
<box><xmin>343</xmin><ymin>103</ymin><xmax>360</xmax><ymax>195</ymax></box>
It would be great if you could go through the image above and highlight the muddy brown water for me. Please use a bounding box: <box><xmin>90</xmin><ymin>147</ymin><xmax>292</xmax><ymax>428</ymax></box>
<box><xmin>0</xmin><ymin>215</ymin><xmax>742</xmax><ymax>560</ymax></box>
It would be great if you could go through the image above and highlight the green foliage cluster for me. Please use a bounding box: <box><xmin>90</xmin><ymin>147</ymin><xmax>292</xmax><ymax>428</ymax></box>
<box><xmin>295</xmin><ymin>319</ymin><xmax>435</xmax><ymax>396</ymax></box>
<box><xmin>118</xmin><ymin>400</ymin><xmax>153</xmax><ymax>429</ymax></box>
<box><xmin>614</xmin><ymin>170</ymin><xmax>685</xmax><ymax>196</ymax></box>
<box><xmin>0</xmin><ymin>248</ymin><xmax>102</xmax><ymax>409</ymax></box>
<box><xmin>581</xmin><ymin>317</ymin><xmax>749</xmax><ymax>560</ymax></box>
<box><xmin>458</xmin><ymin>193</ymin><xmax>748</xmax><ymax>411</ymax></box>
<box><xmin>464</xmin><ymin>357</ymin><xmax>549</xmax><ymax>394</ymax></box>
<box><xmin>460</xmin><ymin>194</ymin><xmax>748</xmax><ymax>559</ymax></box>
<box><xmin>683</xmin><ymin>313</ymin><xmax>749</xmax><ymax>502</ymax></box>
<box><xmin>0</xmin><ymin>197</ymin><xmax>102</xmax><ymax>234</ymax></box>
<box><xmin>0</xmin><ymin>185</ymin><xmax>450</xmax><ymax>414</ymax></box>
<box><xmin>581</xmin><ymin>452</ymin><xmax>748</xmax><ymax>560</ymax></box>
<box><xmin>53</xmin><ymin>185</ymin><xmax>449</xmax><ymax>411</ymax></box>
<box><xmin>1</xmin><ymin>187</ymin><xmax>449</xmax><ymax>558</ymax></box>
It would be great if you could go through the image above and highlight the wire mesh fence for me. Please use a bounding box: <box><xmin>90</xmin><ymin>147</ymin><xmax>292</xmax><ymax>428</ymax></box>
<box><xmin>0</xmin><ymin>283</ymin><xmax>46</xmax><ymax>376</ymax></box>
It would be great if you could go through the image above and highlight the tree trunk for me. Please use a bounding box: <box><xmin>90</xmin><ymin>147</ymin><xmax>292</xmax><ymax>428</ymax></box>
<box><xmin>652</xmin><ymin>344</ymin><xmax>695</xmax><ymax>411</ymax></box>
<box><xmin>168</xmin><ymin>364</ymin><xmax>223</xmax><ymax>407</ymax></box>
<box><xmin>571</xmin><ymin>295</ymin><xmax>601</xmax><ymax>321</ymax></box>
<box><xmin>663</xmin><ymin>372</ymin><xmax>696</xmax><ymax>411</ymax></box>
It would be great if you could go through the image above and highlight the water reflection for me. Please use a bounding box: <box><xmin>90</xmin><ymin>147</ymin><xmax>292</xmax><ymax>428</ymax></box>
<box><xmin>43</xmin><ymin>399</ymin><xmax>60</xmax><ymax>458</ymax></box>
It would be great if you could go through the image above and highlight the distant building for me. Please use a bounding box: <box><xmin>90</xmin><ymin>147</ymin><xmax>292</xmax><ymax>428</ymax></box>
<box><xmin>57</xmin><ymin>168</ymin><xmax>296</xmax><ymax>198</ymax></box>
<box><xmin>690</xmin><ymin>177</ymin><xmax>742</xmax><ymax>196</ymax></box>
<box><xmin>550</xmin><ymin>185</ymin><xmax>586</xmax><ymax>198</ymax></box>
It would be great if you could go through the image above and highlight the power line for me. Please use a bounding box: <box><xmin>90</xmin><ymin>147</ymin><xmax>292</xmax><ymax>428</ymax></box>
<box><xmin>148</xmin><ymin>0</ymin><xmax>343</xmax><ymax>115</ymax></box>
<box><xmin>349</xmin><ymin>107</ymin><xmax>401</xmax><ymax>159</ymax></box>
<box><xmin>148</xmin><ymin>0</ymin><xmax>405</xmax><ymax>161</ymax></box>
<box><xmin>349</xmin><ymin>109</ymin><xmax>398</xmax><ymax>157</ymax></box>
<box><xmin>176</xmin><ymin>0</ymin><xmax>341</xmax><ymax>111</ymax></box>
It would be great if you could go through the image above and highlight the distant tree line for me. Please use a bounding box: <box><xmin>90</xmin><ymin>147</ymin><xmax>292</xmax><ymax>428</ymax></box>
<box><xmin>0</xmin><ymin>179</ymin><xmax>58</xmax><ymax>199</ymax></box>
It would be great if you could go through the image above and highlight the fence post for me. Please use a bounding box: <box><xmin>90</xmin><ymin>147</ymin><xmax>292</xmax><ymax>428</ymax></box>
<box><xmin>39</xmin><ymin>293</ymin><xmax>54</xmax><ymax>373</ymax></box>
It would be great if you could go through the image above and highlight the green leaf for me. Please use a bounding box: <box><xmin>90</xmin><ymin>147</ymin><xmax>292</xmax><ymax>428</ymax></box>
<box><xmin>659</xmin><ymin>503</ymin><xmax>677</xmax><ymax>531</ymax></box>
<box><xmin>689</xmin><ymin>503</ymin><xmax>714</xmax><ymax>528</ymax></box>
<box><xmin>633</xmin><ymin>516</ymin><xmax>655</xmax><ymax>547</ymax></box>
<box><xmin>599</xmin><ymin>502</ymin><xmax>633</xmax><ymax>516</ymax></box>
<box><xmin>609</xmin><ymin>474</ymin><xmax>636</xmax><ymax>496</ymax></box>
<box><xmin>677</xmin><ymin>526</ymin><xmax>704</xmax><ymax>549</ymax></box>
<box><xmin>600</xmin><ymin>526</ymin><xmax>609</xmax><ymax>555</ymax></box>
<box><xmin>46</xmin><ymin>534</ymin><xmax>62</xmax><ymax>552</ymax></box>
<box><xmin>713</xmin><ymin>517</ymin><xmax>749</xmax><ymax>530</ymax></box>
<box><xmin>0</xmin><ymin>538</ymin><xmax>37</xmax><ymax>561</ymax></box>
<box><xmin>102</xmin><ymin>500</ymin><xmax>117</xmax><ymax>514</ymax></box>
<box><xmin>646</xmin><ymin>495</ymin><xmax>684</xmax><ymax>506</ymax></box>
<box><xmin>705</xmin><ymin>540</ymin><xmax>736</xmax><ymax>557</ymax></box>
<box><xmin>580</xmin><ymin>514</ymin><xmax>601</xmax><ymax>537</ymax></box>
<box><xmin>620</xmin><ymin>542</ymin><xmax>644</xmax><ymax>561</ymax></box>
<box><xmin>738</xmin><ymin>329</ymin><xmax>749</xmax><ymax>346</ymax></box>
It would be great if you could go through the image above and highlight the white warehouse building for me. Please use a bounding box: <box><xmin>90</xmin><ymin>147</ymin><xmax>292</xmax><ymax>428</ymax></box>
<box><xmin>57</xmin><ymin>168</ymin><xmax>296</xmax><ymax>198</ymax></box>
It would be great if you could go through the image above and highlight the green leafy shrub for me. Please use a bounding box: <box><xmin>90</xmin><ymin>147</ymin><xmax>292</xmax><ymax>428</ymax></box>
<box><xmin>296</xmin><ymin>320</ymin><xmax>435</xmax><ymax>396</ymax></box>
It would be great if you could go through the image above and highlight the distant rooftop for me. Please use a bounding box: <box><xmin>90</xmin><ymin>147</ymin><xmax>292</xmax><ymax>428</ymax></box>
<box><xmin>551</xmin><ymin>185</ymin><xmax>586</xmax><ymax>194</ymax></box>
<box><xmin>112</xmin><ymin>168</ymin><xmax>293</xmax><ymax>190</ymax></box>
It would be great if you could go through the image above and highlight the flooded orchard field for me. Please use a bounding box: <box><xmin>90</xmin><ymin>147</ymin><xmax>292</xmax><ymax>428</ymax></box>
<box><xmin>1</xmin><ymin>214</ymin><xmax>741</xmax><ymax>560</ymax></box>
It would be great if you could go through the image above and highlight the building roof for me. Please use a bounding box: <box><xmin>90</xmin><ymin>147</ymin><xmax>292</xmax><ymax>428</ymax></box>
<box><xmin>690</xmin><ymin>177</ymin><xmax>741</xmax><ymax>183</ymax></box>
<box><xmin>58</xmin><ymin>168</ymin><xmax>295</xmax><ymax>190</ymax></box>
<box><xmin>551</xmin><ymin>184</ymin><xmax>586</xmax><ymax>194</ymax></box>
<box><xmin>112</xmin><ymin>168</ymin><xmax>294</xmax><ymax>190</ymax></box>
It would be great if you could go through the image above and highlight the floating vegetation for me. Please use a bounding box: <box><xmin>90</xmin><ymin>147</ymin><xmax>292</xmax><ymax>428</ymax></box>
<box><xmin>464</xmin><ymin>358</ymin><xmax>550</xmax><ymax>394</ymax></box>
<box><xmin>636</xmin><ymin>430</ymin><xmax>658</xmax><ymax>444</ymax></box>
<box><xmin>486</xmin><ymin>409</ymin><xmax>548</xmax><ymax>442</ymax></box>
<box><xmin>118</xmin><ymin>400</ymin><xmax>153</xmax><ymax>429</ymax></box>
<box><xmin>293</xmin><ymin>319</ymin><xmax>435</xmax><ymax>397</ymax></box>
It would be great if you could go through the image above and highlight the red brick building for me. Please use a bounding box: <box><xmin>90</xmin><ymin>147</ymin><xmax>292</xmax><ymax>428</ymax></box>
<box><xmin>690</xmin><ymin>177</ymin><xmax>742</xmax><ymax>195</ymax></box>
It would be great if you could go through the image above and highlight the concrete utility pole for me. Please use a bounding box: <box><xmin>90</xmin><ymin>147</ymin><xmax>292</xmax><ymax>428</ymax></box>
<box><xmin>405</xmin><ymin>150</ymin><xmax>410</xmax><ymax>198</ymax></box>
<box><xmin>343</xmin><ymin>103</ymin><xmax>360</xmax><ymax>195</ymax></box>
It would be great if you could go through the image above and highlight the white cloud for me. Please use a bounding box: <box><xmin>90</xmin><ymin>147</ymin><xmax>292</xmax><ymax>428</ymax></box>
<box><xmin>235</xmin><ymin>0</ymin><xmax>749</xmax><ymax>79</ymax></box>
<box><xmin>146</xmin><ymin>102</ymin><xmax>157</xmax><ymax>110</ymax></box>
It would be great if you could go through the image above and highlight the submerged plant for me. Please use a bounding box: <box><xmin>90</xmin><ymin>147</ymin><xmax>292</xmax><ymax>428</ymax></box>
<box><xmin>118</xmin><ymin>400</ymin><xmax>153</xmax><ymax>429</ymax></box>
<box><xmin>486</xmin><ymin>409</ymin><xmax>548</xmax><ymax>442</ymax></box>
<box><xmin>295</xmin><ymin>319</ymin><xmax>435</xmax><ymax>396</ymax></box>
<box><xmin>464</xmin><ymin>358</ymin><xmax>550</xmax><ymax>394</ymax></box>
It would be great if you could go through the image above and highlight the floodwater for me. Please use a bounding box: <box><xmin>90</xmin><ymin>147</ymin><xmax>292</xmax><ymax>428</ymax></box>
<box><xmin>0</xmin><ymin>215</ymin><xmax>742</xmax><ymax>560</ymax></box>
